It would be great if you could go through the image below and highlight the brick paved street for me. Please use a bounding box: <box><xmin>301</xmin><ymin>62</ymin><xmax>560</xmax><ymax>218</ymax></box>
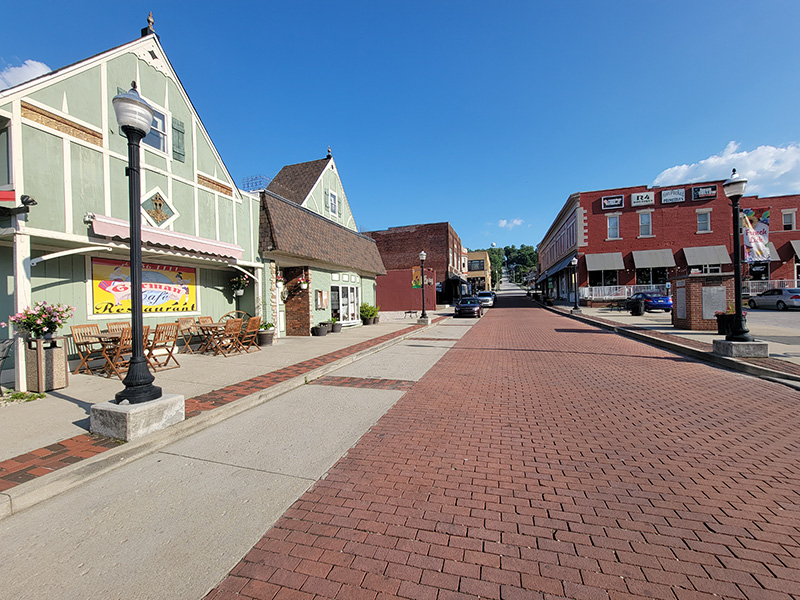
<box><xmin>207</xmin><ymin>291</ymin><xmax>800</xmax><ymax>600</ymax></box>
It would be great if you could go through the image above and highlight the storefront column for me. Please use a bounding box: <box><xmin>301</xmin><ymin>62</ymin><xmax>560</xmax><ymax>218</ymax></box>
<box><xmin>13</xmin><ymin>224</ymin><xmax>31</xmax><ymax>392</ymax></box>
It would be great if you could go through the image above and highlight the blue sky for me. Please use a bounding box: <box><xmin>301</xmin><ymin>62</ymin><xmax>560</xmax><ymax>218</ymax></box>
<box><xmin>3</xmin><ymin>1</ymin><xmax>800</xmax><ymax>250</ymax></box>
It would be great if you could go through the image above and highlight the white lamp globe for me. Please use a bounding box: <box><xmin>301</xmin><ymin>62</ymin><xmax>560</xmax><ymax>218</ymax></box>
<box><xmin>112</xmin><ymin>82</ymin><xmax>154</xmax><ymax>135</ymax></box>
<box><xmin>419</xmin><ymin>250</ymin><xmax>427</xmax><ymax>261</ymax></box>
<box><xmin>723</xmin><ymin>168</ymin><xmax>747</xmax><ymax>199</ymax></box>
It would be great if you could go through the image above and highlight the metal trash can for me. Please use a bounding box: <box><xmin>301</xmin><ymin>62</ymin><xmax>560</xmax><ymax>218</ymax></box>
<box><xmin>630</xmin><ymin>299</ymin><xmax>645</xmax><ymax>316</ymax></box>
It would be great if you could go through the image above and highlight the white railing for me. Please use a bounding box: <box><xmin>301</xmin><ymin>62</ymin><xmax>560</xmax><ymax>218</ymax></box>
<box><xmin>579</xmin><ymin>284</ymin><xmax>668</xmax><ymax>300</ymax></box>
<box><xmin>580</xmin><ymin>280</ymin><xmax>798</xmax><ymax>300</ymax></box>
<box><xmin>743</xmin><ymin>279</ymin><xmax>798</xmax><ymax>296</ymax></box>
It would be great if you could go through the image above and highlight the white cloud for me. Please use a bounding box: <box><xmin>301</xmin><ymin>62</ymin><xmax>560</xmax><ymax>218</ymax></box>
<box><xmin>0</xmin><ymin>60</ymin><xmax>51</xmax><ymax>91</ymax></box>
<box><xmin>653</xmin><ymin>141</ymin><xmax>800</xmax><ymax>197</ymax></box>
<box><xmin>498</xmin><ymin>218</ymin><xmax>524</xmax><ymax>229</ymax></box>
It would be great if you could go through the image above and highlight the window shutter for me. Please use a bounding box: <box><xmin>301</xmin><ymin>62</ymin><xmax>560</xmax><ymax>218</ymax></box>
<box><xmin>172</xmin><ymin>117</ymin><xmax>185</xmax><ymax>162</ymax></box>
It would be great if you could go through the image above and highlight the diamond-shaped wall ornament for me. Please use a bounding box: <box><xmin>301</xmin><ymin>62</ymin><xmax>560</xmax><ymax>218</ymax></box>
<box><xmin>141</xmin><ymin>187</ymin><xmax>179</xmax><ymax>228</ymax></box>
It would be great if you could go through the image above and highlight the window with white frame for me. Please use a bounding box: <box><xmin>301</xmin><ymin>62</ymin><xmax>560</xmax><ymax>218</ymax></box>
<box><xmin>696</xmin><ymin>210</ymin><xmax>711</xmax><ymax>233</ymax></box>
<box><xmin>0</xmin><ymin>123</ymin><xmax>10</xmax><ymax>189</ymax></box>
<box><xmin>143</xmin><ymin>107</ymin><xmax>167</xmax><ymax>153</ymax></box>
<box><xmin>783</xmin><ymin>210</ymin><xmax>795</xmax><ymax>231</ymax></box>
<box><xmin>607</xmin><ymin>215</ymin><xmax>620</xmax><ymax>239</ymax></box>
<box><xmin>638</xmin><ymin>212</ymin><xmax>652</xmax><ymax>237</ymax></box>
<box><xmin>329</xmin><ymin>191</ymin><xmax>338</xmax><ymax>216</ymax></box>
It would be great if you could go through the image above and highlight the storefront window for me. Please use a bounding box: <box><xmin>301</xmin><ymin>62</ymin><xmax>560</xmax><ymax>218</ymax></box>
<box><xmin>750</xmin><ymin>262</ymin><xmax>769</xmax><ymax>281</ymax></box>
<box><xmin>636</xmin><ymin>267</ymin><xmax>667</xmax><ymax>285</ymax></box>
<box><xmin>588</xmin><ymin>270</ymin><xmax>618</xmax><ymax>286</ymax></box>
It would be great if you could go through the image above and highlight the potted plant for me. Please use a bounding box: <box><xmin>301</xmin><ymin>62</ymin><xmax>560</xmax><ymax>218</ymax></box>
<box><xmin>715</xmin><ymin>305</ymin><xmax>743</xmax><ymax>335</ymax></box>
<box><xmin>311</xmin><ymin>322</ymin><xmax>328</xmax><ymax>336</ymax></box>
<box><xmin>276</xmin><ymin>274</ymin><xmax>284</xmax><ymax>289</ymax></box>
<box><xmin>372</xmin><ymin>305</ymin><xmax>381</xmax><ymax>323</ymax></box>
<box><xmin>229</xmin><ymin>274</ymin><xmax>249</xmax><ymax>297</ymax></box>
<box><xmin>298</xmin><ymin>276</ymin><xmax>310</xmax><ymax>290</ymax></box>
<box><xmin>257</xmin><ymin>322</ymin><xmax>275</xmax><ymax>346</ymax></box>
<box><xmin>8</xmin><ymin>301</ymin><xmax>75</xmax><ymax>341</ymax></box>
<box><xmin>330</xmin><ymin>317</ymin><xmax>342</xmax><ymax>333</ymax></box>
<box><xmin>360</xmin><ymin>302</ymin><xmax>374</xmax><ymax>325</ymax></box>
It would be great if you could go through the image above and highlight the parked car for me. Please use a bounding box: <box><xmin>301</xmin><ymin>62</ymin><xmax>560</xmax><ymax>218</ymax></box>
<box><xmin>476</xmin><ymin>291</ymin><xmax>494</xmax><ymax>307</ymax></box>
<box><xmin>748</xmin><ymin>288</ymin><xmax>800</xmax><ymax>310</ymax></box>
<box><xmin>625</xmin><ymin>291</ymin><xmax>673</xmax><ymax>313</ymax></box>
<box><xmin>454</xmin><ymin>297</ymin><xmax>484</xmax><ymax>318</ymax></box>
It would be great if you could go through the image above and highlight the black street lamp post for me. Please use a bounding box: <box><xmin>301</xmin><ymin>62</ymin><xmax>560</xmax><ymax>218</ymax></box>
<box><xmin>419</xmin><ymin>250</ymin><xmax>428</xmax><ymax>319</ymax></box>
<box><xmin>571</xmin><ymin>257</ymin><xmax>581</xmax><ymax>313</ymax></box>
<box><xmin>722</xmin><ymin>169</ymin><xmax>753</xmax><ymax>343</ymax></box>
<box><xmin>113</xmin><ymin>82</ymin><xmax>162</xmax><ymax>403</ymax></box>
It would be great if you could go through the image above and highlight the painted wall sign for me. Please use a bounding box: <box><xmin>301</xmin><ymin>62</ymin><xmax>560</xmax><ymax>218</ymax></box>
<box><xmin>661</xmin><ymin>188</ymin><xmax>685</xmax><ymax>204</ymax></box>
<box><xmin>91</xmin><ymin>257</ymin><xmax>197</xmax><ymax>315</ymax></box>
<box><xmin>691</xmin><ymin>185</ymin><xmax>717</xmax><ymax>201</ymax></box>
<box><xmin>601</xmin><ymin>195</ymin><xmax>624</xmax><ymax>210</ymax></box>
<box><xmin>631</xmin><ymin>191</ymin><xmax>654</xmax><ymax>206</ymax></box>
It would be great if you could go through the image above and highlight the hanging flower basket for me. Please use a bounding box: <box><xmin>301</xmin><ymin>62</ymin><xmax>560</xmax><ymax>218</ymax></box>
<box><xmin>229</xmin><ymin>274</ymin><xmax>250</xmax><ymax>295</ymax></box>
<box><xmin>276</xmin><ymin>275</ymin><xmax>284</xmax><ymax>289</ymax></box>
<box><xmin>298</xmin><ymin>276</ymin><xmax>310</xmax><ymax>290</ymax></box>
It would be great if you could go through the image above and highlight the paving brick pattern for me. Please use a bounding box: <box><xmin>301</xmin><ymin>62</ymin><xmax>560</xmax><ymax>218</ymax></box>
<box><xmin>205</xmin><ymin>295</ymin><xmax>800</xmax><ymax>600</ymax></box>
<box><xmin>0</xmin><ymin>321</ymin><xmax>436</xmax><ymax>492</ymax></box>
<box><xmin>311</xmin><ymin>376</ymin><xmax>416</xmax><ymax>392</ymax></box>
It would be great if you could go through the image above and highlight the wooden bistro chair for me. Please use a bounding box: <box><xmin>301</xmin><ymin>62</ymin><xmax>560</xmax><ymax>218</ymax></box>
<box><xmin>105</xmin><ymin>325</ymin><xmax>150</xmax><ymax>380</ymax></box>
<box><xmin>239</xmin><ymin>316</ymin><xmax>261</xmax><ymax>353</ymax></box>
<box><xmin>70</xmin><ymin>323</ymin><xmax>104</xmax><ymax>375</ymax></box>
<box><xmin>107</xmin><ymin>321</ymin><xmax>131</xmax><ymax>334</ymax></box>
<box><xmin>147</xmin><ymin>322</ymin><xmax>180</xmax><ymax>371</ymax></box>
<box><xmin>211</xmin><ymin>318</ymin><xmax>243</xmax><ymax>357</ymax></box>
<box><xmin>177</xmin><ymin>317</ymin><xmax>200</xmax><ymax>354</ymax></box>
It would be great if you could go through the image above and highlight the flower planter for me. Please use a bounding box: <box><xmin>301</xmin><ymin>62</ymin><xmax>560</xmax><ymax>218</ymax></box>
<box><xmin>330</xmin><ymin>322</ymin><xmax>342</xmax><ymax>333</ymax></box>
<box><xmin>311</xmin><ymin>325</ymin><xmax>328</xmax><ymax>336</ymax></box>
<box><xmin>300</xmin><ymin>283</ymin><xmax>309</xmax><ymax>290</ymax></box>
<box><xmin>25</xmin><ymin>336</ymin><xmax>68</xmax><ymax>392</ymax></box>
<box><xmin>277</xmin><ymin>281</ymin><xmax>284</xmax><ymax>289</ymax></box>
<box><xmin>234</xmin><ymin>289</ymin><xmax>244</xmax><ymax>297</ymax></box>
<box><xmin>715</xmin><ymin>313</ymin><xmax>736</xmax><ymax>335</ymax></box>
<box><xmin>257</xmin><ymin>330</ymin><xmax>275</xmax><ymax>346</ymax></box>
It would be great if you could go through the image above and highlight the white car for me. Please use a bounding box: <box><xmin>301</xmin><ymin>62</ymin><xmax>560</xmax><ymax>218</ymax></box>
<box><xmin>476</xmin><ymin>291</ymin><xmax>494</xmax><ymax>307</ymax></box>
<box><xmin>748</xmin><ymin>288</ymin><xmax>800</xmax><ymax>310</ymax></box>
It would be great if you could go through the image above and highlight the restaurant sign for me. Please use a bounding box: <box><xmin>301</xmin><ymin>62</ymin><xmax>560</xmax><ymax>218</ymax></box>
<box><xmin>91</xmin><ymin>257</ymin><xmax>197</xmax><ymax>315</ymax></box>
<box><xmin>601</xmin><ymin>195</ymin><xmax>624</xmax><ymax>210</ymax></box>
<box><xmin>631</xmin><ymin>191</ymin><xmax>654</xmax><ymax>207</ymax></box>
<box><xmin>691</xmin><ymin>185</ymin><xmax>717</xmax><ymax>201</ymax></box>
<box><xmin>661</xmin><ymin>188</ymin><xmax>685</xmax><ymax>204</ymax></box>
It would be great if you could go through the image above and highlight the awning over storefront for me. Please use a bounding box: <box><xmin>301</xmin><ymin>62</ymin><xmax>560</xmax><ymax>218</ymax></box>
<box><xmin>585</xmin><ymin>252</ymin><xmax>625</xmax><ymax>271</ymax></box>
<box><xmin>683</xmin><ymin>245</ymin><xmax>731</xmax><ymax>265</ymax></box>
<box><xmin>87</xmin><ymin>213</ymin><xmax>243</xmax><ymax>260</ymax></box>
<box><xmin>791</xmin><ymin>240</ymin><xmax>800</xmax><ymax>258</ymax></box>
<box><xmin>768</xmin><ymin>242</ymin><xmax>780</xmax><ymax>261</ymax></box>
<box><xmin>537</xmin><ymin>251</ymin><xmax>577</xmax><ymax>283</ymax></box>
<box><xmin>632</xmin><ymin>249</ymin><xmax>676</xmax><ymax>269</ymax></box>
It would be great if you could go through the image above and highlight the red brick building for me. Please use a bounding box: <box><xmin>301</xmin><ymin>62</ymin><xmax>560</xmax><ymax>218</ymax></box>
<box><xmin>537</xmin><ymin>180</ymin><xmax>800</xmax><ymax>301</ymax></box>
<box><xmin>364</xmin><ymin>222</ymin><xmax>467</xmax><ymax>305</ymax></box>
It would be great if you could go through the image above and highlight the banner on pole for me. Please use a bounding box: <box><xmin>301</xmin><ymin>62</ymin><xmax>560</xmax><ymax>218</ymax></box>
<box><xmin>742</xmin><ymin>208</ymin><xmax>770</xmax><ymax>263</ymax></box>
<box><xmin>411</xmin><ymin>266</ymin><xmax>422</xmax><ymax>289</ymax></box>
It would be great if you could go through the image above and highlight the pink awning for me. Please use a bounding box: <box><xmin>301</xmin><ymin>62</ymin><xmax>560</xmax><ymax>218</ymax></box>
<box><xmin>87</xmin><ymin>213</ymin><xmax>243</xmax><ymax>260</ymax></box>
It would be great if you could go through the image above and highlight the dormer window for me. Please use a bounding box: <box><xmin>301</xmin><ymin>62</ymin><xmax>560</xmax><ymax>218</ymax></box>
<box><xmin>329</xmin><ymin>191</ymin><xmax>338</xmax><ymax>216</ymax></box>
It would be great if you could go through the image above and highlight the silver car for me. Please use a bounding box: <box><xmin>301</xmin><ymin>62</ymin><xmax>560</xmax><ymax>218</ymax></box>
<box><xmin>476</xmin><ymin>291</ymin><xmax>494</xmax><ymax>307</ymax></box>
<box><xmin>748</xmin><ymin>288</ymin><xmax>800</xmax><ymax>310</ymax></box>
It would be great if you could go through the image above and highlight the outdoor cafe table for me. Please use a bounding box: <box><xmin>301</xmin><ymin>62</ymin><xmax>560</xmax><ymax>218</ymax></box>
<box><xmin>196</xmin><ymin>322</ymin><xmax>225</xmax><ymax>354</ymax></box>
<box><xmin>92</xmin><ymin>331</ymin><xmax>122</xmax><ymax>377</ymax></box>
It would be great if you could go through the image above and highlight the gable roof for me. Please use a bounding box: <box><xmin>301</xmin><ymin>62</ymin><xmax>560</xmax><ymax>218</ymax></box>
<box><xmin>266</xmin><ymin>158</ymin><xmax>330</xmax><ymax>205</ymax></box>
<box><xmin>260</xmin><ymin>190</ymin><xmax>386</xmax><ymax>275</ymax></box>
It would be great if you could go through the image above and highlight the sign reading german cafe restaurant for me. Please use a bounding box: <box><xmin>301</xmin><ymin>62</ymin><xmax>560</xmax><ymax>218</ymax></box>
<box><xmin>601</xmin><ymin>195</ymin><xmax>624</xmax><ymax>210</ymax></box>
<box><xmin>631</xmin><ymin>191</ymin><xmax>654</xmax><ymax>207</ymax></box>
<box><xmin>661</xmin><ymin>188</ymin><xmax>686</xmax><ymax>204</ymax></box>
<box><xmin>691</xmin><ymin>185</ymin><xmax>717</xmax><ymax>201</ymax></box>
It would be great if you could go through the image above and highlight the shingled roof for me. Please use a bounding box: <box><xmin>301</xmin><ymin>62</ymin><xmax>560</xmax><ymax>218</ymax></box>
<box><xmin>265</xmin><ymin>158</ymin><xmax>330</xmax><ymax>205</ymax></box>
<box><xmin>259</xmin><ymin>190</ymin><xmax>386</xmax><ymax>276</ymax></box>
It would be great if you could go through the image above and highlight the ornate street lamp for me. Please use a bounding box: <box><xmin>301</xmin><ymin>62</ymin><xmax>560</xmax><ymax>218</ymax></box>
<box><xmin>419</xmin><ymin>250</ymin><xmax>428</xmax><ymax>320</ymax></box>
<box><xmin>570</xmin><ymin>256</ymin><xmax>581</xmax><ymax>313</ymax></box>
<box><xmin>112</xmin><ymin>82</ymin><xmax>162</xmax><ymax>403</ymax></box>
<box><xmin>722</xmin><ymin>169</ymin><xmax>753</xmax><ymax>343</ymax></box>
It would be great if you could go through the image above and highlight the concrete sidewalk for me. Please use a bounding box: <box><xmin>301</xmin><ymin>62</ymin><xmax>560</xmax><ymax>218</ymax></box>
<box><xmin>0</xmin><ymin>314</ymin><xmax>452</xmax><ymax>516</ymax></box>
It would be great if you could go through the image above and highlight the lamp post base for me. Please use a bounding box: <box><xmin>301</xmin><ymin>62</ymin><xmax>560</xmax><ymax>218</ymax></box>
<box><xmin>712</xmin><ymin>339</ymin><xmax>769</xmax><ymax>358</ymax></box>
<box><xmin>91</xmin><ymin>393</ymin><xmax>185</xmax><ymax>441</ymax></box>
<box><xmin>417</xmin><ymin>316</ymin><xmax>431</xmax><ymax>326</ymax></box>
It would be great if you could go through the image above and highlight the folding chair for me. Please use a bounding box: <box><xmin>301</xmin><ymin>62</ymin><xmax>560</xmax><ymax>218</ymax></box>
<box><xmin>104</xmin><ymin>325</ymin><xmax>150</xmax><ymax>380</ymax></box>
<box><xmin>107</xmin><ymin>321</ymin><xmax>131</xmax><ymax>334</ymax></box>
<box><xmin>211</xmin><ymin>318</ymin><xmax>243</xmax><ymax>357</ymax></box>
<box><xmin>70</xmin><ymin>323</ymin><xmax>104</xmax><ymax>374</ymax></box>
<box><xmin>177</xmin><ymin>317</ymin><xmax>200</xmax><ymax>354</ymax></box>
<box><xmin>239</xmin><ymin>316</ymin><xmax>261</xmax><ymax>353</ymax></box>
<box><xmin>147</xmin><ymin>323</ymin><xmax>181</xmax><ymax>371</ymax></box>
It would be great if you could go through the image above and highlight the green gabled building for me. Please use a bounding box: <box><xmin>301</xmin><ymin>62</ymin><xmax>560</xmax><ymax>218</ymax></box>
<box><xmin>0</xmin><ymin>21</ymin><xmax>264</xmax><ymax>389</ymax></box>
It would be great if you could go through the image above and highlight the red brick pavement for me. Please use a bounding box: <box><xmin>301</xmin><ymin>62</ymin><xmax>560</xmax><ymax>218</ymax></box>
<box><xmin>0</xmin><ymin>322</ymin><xmax>436</xmax><ymax>493</ymax></box>
<box><xmin>205</xmin><ymin>295</ymin><xmax>800</xmax><ymax>600</ymax></box>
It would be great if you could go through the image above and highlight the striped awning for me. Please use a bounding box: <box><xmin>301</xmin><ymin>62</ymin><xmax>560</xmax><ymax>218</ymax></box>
<box><xmin>791</xmin><ymin>240</ymin><xmax>800</xmax><ymax>258</ymax></box>
<box><xmin>683</xmin><ymin>245</ymin><xmax>731</xmax><ymax>266</ymax></box>
<box><xmin>584</xmin><ymin>252</ymin><xmax>625</xmax><ymax>271</ymax></box>
<box><xmin>632</xmin><ymin>249</ymin><xmax>676</xmax><ymax>269</ymax></box>
<box><xmin>768</xmin><ymin>242</ymin><xmax>780</xmax><ymax>262</ymax></box>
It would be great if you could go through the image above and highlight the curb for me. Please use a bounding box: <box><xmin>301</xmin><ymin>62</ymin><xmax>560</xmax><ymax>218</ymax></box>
<box><xmin>0</xmin><ymin>320</ymin><xmax>441</xmax><ymax>521</ymax></box>
<box><xmin>539</xmin><ymin>301</ymin><xmax>800</xmax><ymax>386</ymax></box>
